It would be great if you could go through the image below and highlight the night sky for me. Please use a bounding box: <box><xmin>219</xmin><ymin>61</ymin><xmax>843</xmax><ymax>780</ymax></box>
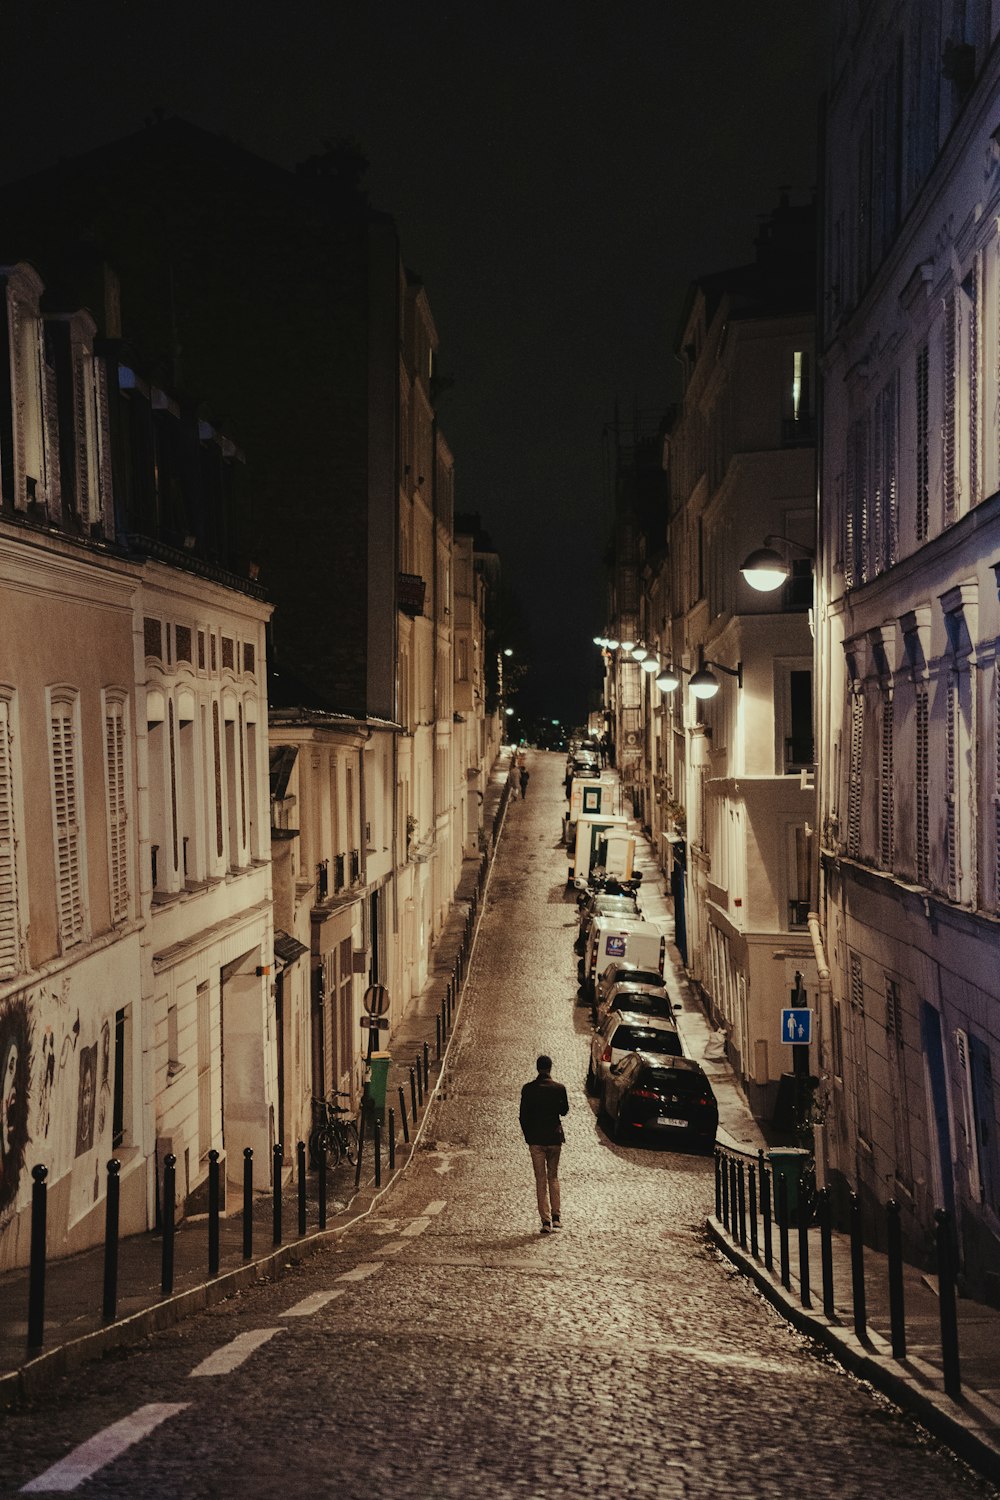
<box><xmin>1</xmin><ymin>1</ymin><xmax>819</xmax><ymax>727</ymax></box>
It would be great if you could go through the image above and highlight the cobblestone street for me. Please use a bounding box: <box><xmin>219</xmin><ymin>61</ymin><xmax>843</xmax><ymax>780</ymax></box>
<box><xmin>1</xmin><ymin>751</ymin><xmax>995</xmax><ymax>1499</ymax></box>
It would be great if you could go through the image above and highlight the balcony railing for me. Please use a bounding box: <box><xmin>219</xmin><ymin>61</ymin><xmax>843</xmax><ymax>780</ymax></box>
<box><xmin>333</xmin><ymin>854</ymin><xmax>346</xmax><ymax>893</ymax></box>
<box><xmin>350</xmin><ymin>848</ymin><xmax>361</xmax><ymax>885</ymax></box>
<box><xmin>316</xmin><ymin>860</ymin><xmax>329</xmax><ymax>901</ymax></box>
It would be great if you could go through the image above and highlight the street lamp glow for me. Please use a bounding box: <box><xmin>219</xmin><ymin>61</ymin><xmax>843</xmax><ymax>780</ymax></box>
<box><xmin>740</xmin><ymin>545</ymin><xmax>790</xmax><ymax>592</ymax></box>
<box><xmin>503</xmin><ymin>647</ymin><xmax>514</xmax><ymax>657</ymax></box>
<box><xmin>606</xmin><ymin>637</ymin><xmax>620</xmax><ymax>650</ymax></box>
<box><xmin>689</xmin><ymin>668</ymin><xmax>720</xmax><ymax>700</ymax></box>
<box><xmin>656</xmin><ymin>666</ymin><xmax>680</xmax><ymax>692</ymax></box>
<box><xmin>504</xmin><ymin>706</ymin><xmax>515</xmax><ymax>716</ymax></box>
<box><xmin>620</xmin><ymin>639</ymin><xmax>635</xmax><ymax>653</ymax></box>
<box><xmin>640</xmin><ymin>656</ymin><xmax>659</xmax><ymax>673</ymax></box>
<box><xmin>631</xmin><ymin>644</ymin><xmax>647</xmax><ymax>661</ymax></box>
<box><xmin>593</xmin><ymin>635</ymin><xmax>604</xmax><ymax>645</ymax></box>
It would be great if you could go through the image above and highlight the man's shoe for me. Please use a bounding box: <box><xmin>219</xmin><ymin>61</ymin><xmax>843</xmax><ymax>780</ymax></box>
<box><xmin>540</xmin><ymin>1221</ymin><xmax>552</xmax><ymax>1234</ymax></box>
<box><xmin>551</xmin><ymin>1216</ymin><xmax>562</xmax><ymax>1229</ymax></box>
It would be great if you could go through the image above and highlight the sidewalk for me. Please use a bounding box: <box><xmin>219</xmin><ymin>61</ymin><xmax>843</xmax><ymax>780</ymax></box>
<box><xmin>0</xmin><ymin>750</ymin><xmax>512</xmax><ymax>1411</ymax></box>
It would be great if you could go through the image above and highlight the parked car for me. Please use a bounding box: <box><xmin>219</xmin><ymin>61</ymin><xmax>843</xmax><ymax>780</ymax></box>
<box><xmin>587</xmin><ymin>1011</ymin><xmax>683</xmax><ymax>1095</ymax></box>
<box><xmin>594</xmin><ymin>981</ymin><xmax>673</xmax><ymax>1028</ymax></box>
<box><xmin>600</xmin><ymin>1053</ymin><xmax>718</xmax><ymax>1149</ymax></box>
<box><xmin>594</xmin><ymin>961</ymin><xmax>668</xmax><ymax>1010</ymax></box>
<box><xmin>579</xmin><ymin>916</ymin><xmax>665</xmax><ymax>1000</ymax></box>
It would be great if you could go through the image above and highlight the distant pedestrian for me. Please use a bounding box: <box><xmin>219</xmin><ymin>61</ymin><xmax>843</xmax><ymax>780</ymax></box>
<box><xmin>519</xmin><ymin>766</ymin><xmax>530</xmax><ymax>798</ymax></box>
<box><xmin>508</xmin><ymin>761</ymin><xmax>519</xmax><ymax>800</ymax></box>
<box><xmin>519</xmin><ymin>1054</ymin><xmax>569</xmax><ymax>1233</ymax></box>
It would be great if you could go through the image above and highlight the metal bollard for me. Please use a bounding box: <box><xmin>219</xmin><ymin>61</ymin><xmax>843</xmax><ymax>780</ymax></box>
<box><xmin>415</xmin><ymin>1057</ymin><xmax>423</xmax><ymax>1108</ymax></box>
<box><xmin>374</xmin><ymin>1119</ymin><xmax>382</xmax><ymax>1188</ymax></box>
<box><xmin>762</xmin><ymin>1165</ymin><xmax>774</xmax><ymax>1273</ymax></box>
<box><xmin>318</xmin><ymin>1145</ymin><xmax>327</xmax><ymax>1231</ymax></box>
<box><xmin>935</xmin><ymin>1209</ymin><xmax>961</xmax><ymax>1398</ymax></box>
<box><xmin>411</xmin><ymin>1065</ymin><xmax>419</xmax><ymax>1116</ymax></box>
<box><xmin>354</xmin><ymin>1113</ymin><xmax>366</xmax><ymax>1187</ymax></box>
<box><xmin>777</xmin><ymin>1174</ymin><xmax>791</xmax><ymax>1290</ymax></box>
<box><xmin>102</xmin><ymin>1158</ymin><xmax>122</xmax><ymax>1323</ymax></box>
<box><xmin>887</xmin><ymin>1199</ymin><xmax>906</xmax><ymax>1360</ymax></box>
<box><xmin>297</xmin><ymin>1140</ymin><xmax>307</xmax><ymax>1237</ymax></box>
<box><xmin>27</xmin><ymin>1165</ymin><xmax>48</xmax><ymax>1349</ymax></box>
<box><xmin>849</xmin><ymin>1190</ymin><xmax>867</xmax><ymax>1343</ymax></box>
<box><xmin>436</xmin><ymin>1013</ymin><xmax>441</xmax><ymax>1060</ymax></box>
<box><xmin>714</xmin><ymin>1150</ymin><xmax>722</xmax><ymax>1221</ymax></box>
<box><xmin>748</xmin><ymin>1164</ymin><xmax>758</xmax><ymax>1259</ymax></box>
<box><xmin>208</xmin><ymin>1150</ymin><xmax>220</xmax><ymax>1276</ymax></box>
<box><xmin>720</xmin><ymin>1150</ymin><xmax>730</xmax><ymax>1229</ymax></box>
<box><xmin>797</xmin><ymin>1178</ymin><xmax>811</xmax><ymax>1309</ymax></box>
<box><xmin>242</xmin><ymin>1148</ymin><xmax>254</xmax><ymax>1260</ymax></box>
<box><xmin>423</xmin><ymin>1041</ymin><xmax>430</xmax><ymax>1092</ymax></box>
<box><xmin>398</xmin><ymin>1085</ymin><xmax>410</xmax><ymax>1143</ymax></box>
<box><xmin>161</xmin><ymin>1153</ymin><xmax>176</xmax><ymax>1297</ymax></box>
<box><xmin>272</xmin><ymin>1143</ymin><xmax>283</xmax><ymax>1247</ymax></box>
<box><xmin>729</xmin><ymin>1159</ymin><xmax>738</xmax><ymax>1241</ymax></box>
<box><xmin>446</xmin><ymin>981</ymin><xmax>452</xmax><ymax>1027</ymax></box>
<box><xmin>737</xmin><ymin>1161</ymin><xmax>747</xmax><ymax>1249</ymax></box>
<box><xmin>388</xmin><ymin>1108</ymin><xmax>396</xmax><ymax>1170</ymax></box>
<box><xmin>818</xmin><ymin>1187</ymin><xmax>835</xmax><ymax>1320</ymax></box>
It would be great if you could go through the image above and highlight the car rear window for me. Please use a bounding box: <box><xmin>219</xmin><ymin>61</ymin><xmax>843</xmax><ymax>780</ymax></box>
<box><xmin>611</xmin><ymin>991</ymin><xmax>671</xmax><ymax>1015</ymax></box>
<box><xmin>645</xmin><ymin>1067</ymin><xmax>710</xmax><ymax>1094</ymax></box>
<box><xmin>616</xmin><ymin>1027</ymin><xmax>682</xmax><ymax>1056</ymax></box>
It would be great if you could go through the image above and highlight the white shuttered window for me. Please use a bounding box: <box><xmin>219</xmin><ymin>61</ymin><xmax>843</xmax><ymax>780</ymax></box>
<box><xmin>0</xmin><ymin>696</ymin><xmax>21</xmax><ymax>976</ymax></box>
<box><xmin>104</xmin><ymin>694</ymin><xmax>129</xmax><ymax>923</ymax></box>
<box><xmin>49</xmin><ymin>691</ymin><xmax>87</xmax><ymax>948</ymax></box>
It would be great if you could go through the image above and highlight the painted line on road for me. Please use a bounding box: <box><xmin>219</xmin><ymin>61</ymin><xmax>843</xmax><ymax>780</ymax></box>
<box><xmin>423</xmin><ymin>1199</ymin><xmax>446</xmax><ymax>1215</ymax></box>
<box><xmin>21</xmin><ymin>1403</ymin><xmax>191</xmax><ymax>1493</ymax></box>
<box><xmin>281</xmin><ymin>1289</ymin><xmax>346</xmax><ymax>1318</ymax></box>
<box><xmin>400</xmin><ymin>1217</ymin><xmax>431</xmax><ymax>1238</ymax></box>
<box><xmin>335</xmin><ymin>1261</ymin><xmax>383</xmax><ymax>1281</ymax></box>
<box><xmin>379</xmin><ymin>1241</ymin><xmax>406</xmax><ymax>1256</ymax></box>
<box><xmin>188</xmin><ymin>1327</ymin><xmax>286</xmax><ymax>1377</ymax></box>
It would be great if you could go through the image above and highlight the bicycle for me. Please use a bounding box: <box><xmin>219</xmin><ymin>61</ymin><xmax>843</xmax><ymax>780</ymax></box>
<box><xmin>309</xmin><ymin>1093</ymin><xmax>360</xmax><ymax>1169</ymax></box>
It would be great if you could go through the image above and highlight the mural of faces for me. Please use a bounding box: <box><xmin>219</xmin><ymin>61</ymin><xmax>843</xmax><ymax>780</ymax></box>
<box><xmin>0</xmin><ymin>997</ymin><xmax>31</xmax><ymax>1215</ymax></box>
<box><xmin>75</xmin><ymin>1042</ymin><xmax>97</xmax><ymax>1159</ymax></box>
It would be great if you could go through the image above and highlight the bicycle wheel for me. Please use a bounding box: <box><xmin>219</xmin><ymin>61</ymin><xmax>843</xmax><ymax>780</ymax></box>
<box><xmin>311</xmin><ymin>1123</ymin><xmax>341</xmax><ymax>1170</ymax></box>
<box><xmin>339</xmin><ymin>1120</ymin><xmax>360</xmax><ymax>1167</ymax></box>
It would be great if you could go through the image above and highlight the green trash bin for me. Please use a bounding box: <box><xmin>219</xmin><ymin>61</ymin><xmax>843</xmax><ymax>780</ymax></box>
<box><xmin>767</xmin><ymin>1147</ymin><xmax>810</xmax><ymax>1228</ymax></box>
<box><xmin>364</xmin><ymin>1051</ymin><xmax>392</xmax><ymax>1125</ymax></box>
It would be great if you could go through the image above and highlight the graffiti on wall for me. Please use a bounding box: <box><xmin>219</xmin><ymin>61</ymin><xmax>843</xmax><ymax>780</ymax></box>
<box><xmin>0</xmin><ymin>995</ymin><xmax>32</xmax><ymax>1216</ymax></box>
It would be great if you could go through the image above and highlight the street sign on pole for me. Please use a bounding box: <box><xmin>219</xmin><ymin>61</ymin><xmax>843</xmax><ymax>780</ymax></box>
<box><xmin>781</xmin><ymin>1008</ymin><xmax>813</xmax><ymax>1045</ymax></box>
<box><xmin>360</xmin><ymin>1016</ymin><xmax>390</xmax><ymax>1030</ymax></box>
<box><xmin>363</xmin><ymin>984</ymin><xmax>390</xmax><ymax>1017</ymax></box>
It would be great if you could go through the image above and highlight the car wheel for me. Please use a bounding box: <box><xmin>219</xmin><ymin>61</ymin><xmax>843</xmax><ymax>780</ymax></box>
<box><xmin>612</xmin><ymin>1107</ymin><xmax>629</xmax><ymax>1145</ymax></box>
<box><xmin>585</xmin><ymin>1060</ymin><xmax>597</xmax><ymax>1096</ymax></box>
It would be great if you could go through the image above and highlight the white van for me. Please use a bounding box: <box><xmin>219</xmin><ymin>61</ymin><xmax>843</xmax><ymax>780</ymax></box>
<box><xmin>579</xmin><ymin>916</ymin><xmax>665</xmax><ymax>1001</ymax></box>
<box><xmin>568</xmin><ymin>811</ymin><xmax>630</xmax><ymax>885</ymax></box>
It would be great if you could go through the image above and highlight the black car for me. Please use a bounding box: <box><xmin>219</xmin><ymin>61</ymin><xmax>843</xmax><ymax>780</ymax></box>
<box><xmin>601</xmin><ymin>1052</ymin><xmax>718</xmax><ymax>1149</ymax></box>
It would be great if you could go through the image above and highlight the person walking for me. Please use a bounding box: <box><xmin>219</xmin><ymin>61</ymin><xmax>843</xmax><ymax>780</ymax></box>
<box><xmin>519</xmin><ymin>766</ymin><xmax>530</xmax><ymax>798</ymax></box>
<box><xmin>519</xmin><ymin>1054</ymin><xmax>569</xmax><ymax>1233</ymax></box>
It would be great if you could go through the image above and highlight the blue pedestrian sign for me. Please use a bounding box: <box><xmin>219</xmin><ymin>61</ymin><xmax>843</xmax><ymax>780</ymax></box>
<box><xmin>781</xmin><ymin>1008</ymin><xmax>812</xmax><ymax>1045</ymax></box>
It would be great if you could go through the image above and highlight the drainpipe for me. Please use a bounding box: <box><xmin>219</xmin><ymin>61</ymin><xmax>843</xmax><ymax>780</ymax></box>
<box><xmin>807</xmin><ymin>909</ymin><xmax>833</xmax><ymax>1187</ymax></box>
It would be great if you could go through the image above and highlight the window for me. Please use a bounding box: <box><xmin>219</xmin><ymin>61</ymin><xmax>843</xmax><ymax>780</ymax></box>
<box><xmin>915</xmin><ymin>684</ymin><xmax>930</xmax><ymax>885</ymax></box>
<box><xmin>915</xmin><ymin>343</ymin><xmax>929</xmax><ymax>541</ymax></box>
<box><xmin>112</xmin><ymin>1006</ymin><xmax>127</xmax><ymax>1148</ymax></box>
<box><xmin>786</xmin><ymin>824</ymin><xmax>813</xmax><ymax>929</ymax></box>
<box><xmin>103</xmin><ymin>692</ymin><xmax>130</xmax><ymax>924</ymax></box>
<box><xmin>879</xmin><ymin>690</ymin><xmax>894</xmax><ymax>870</ymax></box>
<box><xmin>48</xmin><ymin>690</ymin><xmax>87</xmax><ymax>948</ymax></box>
<box><xmin>846</xmin><ymin>690</ymin><xmax>864</xmax><ymax>858</ymax></box>
<box><xmin>0</xmin><ymin>693</ymin><xmax>22</xmax><ymax>977</ymax></box>
<box><xmin>849</xmin><ymin>952</ymin><xmax>872</xmax><ymax>1145</ymax></box>
<box><xmin>167</xmin><ymin>1002</ymin><xmax>181</xmax><ymax>1078</ymax></box>
<box><xmin>943</xmin><ymin>290</ymin><xmax>958</xmax><ymax>524</ymax></box>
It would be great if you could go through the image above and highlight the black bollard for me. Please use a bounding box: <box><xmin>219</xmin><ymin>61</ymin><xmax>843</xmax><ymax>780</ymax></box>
<box><xmin>208</xmin><ymin>1150</ymin><xmax>220</xmax><ymax>1277</ymax></box>
<box><xmin>388</xmin><ymin>1108</ymin><xmax>396</xmax><ymax>1170</ymax></box>
<box><xmin>423</xmin><ymin>1040</ymin><xmax>430</xmax><ymax>1092</ymax></box>
<box><xmin>297</xmin><ymin>1140</ymin><xmax>307</xmax><ymax>1237</ymax></box>
<box><xmin>714</xmin><ymin>1150</ymin><xmax>722</xmax><ymax>1221</ymax></box>
<box><xmin>102</xmin><ymin>1158</ymin><xmax>121</xmax><ymax>1323</ymax></box>
<box><xmin>720</xmin><ymin>1151</ymin><xmax>730</xmax><ymax>1229</ymax></box>
<box><xmin>446</xmin><ymin>981</ymin><xmax>452</xmax><ymax>1027</ymax></box>
<box><xmin>818</xmin><ymin>1187</ymin><xmax>835</xmax><ymax>1320</ymax></box>
<box><xmin>27</xmin><ymin>1165</ymin><xmax>48</xmax><ymax>1350</ymax></box>
<box><xmin>777</xmin><ymin>1174</ymin><xmax>791</xmax><ymax>1290</ymax></box>
<box><xmin>161</xmin><ymin>1154</ymin><xmax>176</xmax><ymax>1297</ymax></box>
<box><xmin>748</xmin><ymin>1164</ymin><xmax>759</xmax><ymax>1259</ymax></box>
<box><xmin>318</xmin><ymin>1145</ymin><xmax>327</xmax><ymax>1231</ymax></box>
<box><xmin>272</xmin><ymin>1143</ymin><xmax>283</xmax><ymax>1247</ymax></box>
<box><xmin>887</xmin><ymin>1199</ymin><xmax>906</xmax><ymax>1359</ymax></box>
<box><xmin>762</xmin><ymin>1164</ymin><xmax>774</xmax><ymax>1273</ymax></box>
<box><xmin>436</xmin><ymin>1013</ymin><xmax>441</xmax><ymax>1060</ymax></box>
<box><xmin>398</xmin><ymin>1084</ymin><xmax>410</xmax><ymax>1143</ymax></box>
<box><xmin>737</xmin><ymin>1161</ymin><xmax>747</xmax><ymax>1249</ymax></box>
<box><xmin>797</xmin><ymin>1183</ymin><xmax>811</xmax><ymax>1309</ymax></box>
<box><xmin>411</xmin><ymin>1064</ymin><xmax>420</xmax><ymax>1115</ymax></box>
<box><xmin>354</xmin><ymin>1112</ymin><xmax>365</xmax><ymax>1188</ymax></box>
<box><xmin>242</xmin><ymin>1148</ymin><xmax>254</xmax><ymax>1260</ymax></box>
<box><xmin>849</xmin><ymin>1191</ymin><xmax>867</xmax><ymax>1343</ymax></box>
<box><xmin>374</xmin><ymin>1119</ymin><xmax>382</xmax><ymax>1188</ymax></box>
<box><xmin>935</xmin><ymin>1209</ymin><xmax>961</xmax><ymax>1398</ymax></box>
<box><xmin>729</xmin><ymin>1159</ymin><xmax>738</xmax><ymax>1240</ymax></box>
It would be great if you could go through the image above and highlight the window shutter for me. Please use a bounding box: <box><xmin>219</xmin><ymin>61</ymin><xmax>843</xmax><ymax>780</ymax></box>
<box><xmin>73</xmin><ymin>344</ymin><xmax>92</xmax><ymax>524</ymax></box>
<box><xmin>879</xmin><ymin>692</ymin><xmax>894</xmax><ymax>869</ymax></box>
<box><xmin>968</xmin><ymin>257</ymin><xmax>981</xmax><ymax>509</ymax></box>
<box><xmin>916</xmin><ymin>685</ymin><xmax>930</xmax><ymax>885</ymax></box>
<box><xmin>943</xmin><ymin>290</ymin><xmax>957</xmax><ymax>524</ymax></box>
<box><xmin>105</xmin><ymin>700</ymin><xmax>129</xmax><ymax>923</ymax></box>
<box><xmin>883</xmin><ymin>373</ymin><xmax>898</xmax><ymax>568</ymax></box>
<box><xmin>946</xmin><ymin>673</ymin><xmax>958</xmax><ymax>897</ymax></box>
<box><xmin>8</xmin><ymin>292</ymin><xmax>28</xmax><ymax>509</ymax></box>
<box><xmin>50</xmin><ymin>699</ymin><xmax>84</xmax><ymax>946</ymax></box>
<box><xmin>0</xmin><ymin>700</ymin><xmax>19</xmax><ymax>976</ymax></box>
<box><xmin>847</xmin><ymin>690</ymin><xmax>864</xmax><ymax>858</ymax></box>
<box><xmin>94</xmin><ymin>354</ymin><xmax>113</xmax><ymax>530</ymax></box>
<box><xmin>915</xmin><ymin>344</ymin><xmax>929</xmax><ymax>541</ymax></box>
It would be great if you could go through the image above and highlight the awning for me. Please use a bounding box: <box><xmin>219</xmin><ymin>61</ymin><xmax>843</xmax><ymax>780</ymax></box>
<box><xmin>273</xmin><ymin>929</ymin><xmax>309</xmax><ymax>971</ymax></box>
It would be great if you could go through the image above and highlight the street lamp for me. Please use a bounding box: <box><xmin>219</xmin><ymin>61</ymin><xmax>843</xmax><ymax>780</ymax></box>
<box><xmin>739</xmin><ymin>535</ymin><xmax>815</xmax><ymax>592</ymax></box>
<box><xmin>655</xmin><ymin>664</ymin><xmax>681</xmax><ymax>693</ymax></box>
<box><xmin>640</xmin><ymin>656</ymin><xmax>659</xmax><ymax>674</ymax></box>
<box><xmin>631</xmin><ymin>644</ymin><xmax>648</xmax><ymax>661</ymax></box>
<box><xmin>688</xmin><ymin>656</ymin><xmax>743</xmax><ymax>700</ymax></box>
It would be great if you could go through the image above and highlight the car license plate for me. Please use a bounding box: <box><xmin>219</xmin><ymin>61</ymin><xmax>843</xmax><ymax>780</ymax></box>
<box><xmin>655</xmin><ymin>1115</ymin><xmax>687</xmax><ymax>1128</ymax></box>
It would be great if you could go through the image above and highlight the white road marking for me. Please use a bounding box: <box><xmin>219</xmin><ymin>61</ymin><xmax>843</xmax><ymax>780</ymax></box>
<box><xmin>188</xmin><ymin>1327</ymin><xmax>285</xmax><ymax>1377</ymax></box>
<box><xmin>281</xmin><ymin>1289</ymin><xmax>346</xmax><ymax>1318</ymax></box>
<box><xmin>335</xmin><ymin>1261</ymin><xmax>383</xmax><ymax>1281</ymax></box>
<box><xmin>380</xmin><ymin>1241</ymin><xmax>406</xmax><ymax>1256</ymax></box>
<box><xmin>21</xmin><ymin>1403</ymin><xmax>190</xmax><ymax>1492</ymax></box>
<box><xmin>423</xmin><ymin>1200</ymin><xmax>446</xmax><ymax>1215</ymax></box>
<box><xmin>400</xmin><ymin>1217</ymin><xmax>431</xmax><ymax>1238</ymax></box>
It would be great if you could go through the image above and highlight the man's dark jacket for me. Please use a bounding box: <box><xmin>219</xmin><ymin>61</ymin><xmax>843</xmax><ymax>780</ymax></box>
<box><xmin>519</xmin><ymin>1074</ymin><xmax>569</xmax><ymax>1146</ymax></box>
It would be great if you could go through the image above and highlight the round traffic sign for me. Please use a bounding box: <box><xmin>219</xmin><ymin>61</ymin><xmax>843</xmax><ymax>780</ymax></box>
<box><xmin>363</xmin><ymin>983</ymin><xmax>390</xmax><ymax>1017</ymax></box>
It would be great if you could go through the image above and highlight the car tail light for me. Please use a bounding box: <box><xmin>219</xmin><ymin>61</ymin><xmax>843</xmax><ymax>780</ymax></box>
<box><xmin>631</xmin><ymin>1088</ymin><xmax>659</xmax><ymax>1101</ymax></box>
<box><xmin>601</xmin><ymin>1045</ymin><xmax>612</xmax><ymax>1062</ymax></box>
<box><xmin>695</xmin><ymin>1094</ymin><xmax>712</xmax><ymax>1106</ymax></box>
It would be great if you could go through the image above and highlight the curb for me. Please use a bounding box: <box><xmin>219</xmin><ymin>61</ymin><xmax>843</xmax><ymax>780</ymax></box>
<box><xmin>707</xmin><ymin>1215</ymin><xmax>1000</xmax><ymax>1486</ymax></box>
